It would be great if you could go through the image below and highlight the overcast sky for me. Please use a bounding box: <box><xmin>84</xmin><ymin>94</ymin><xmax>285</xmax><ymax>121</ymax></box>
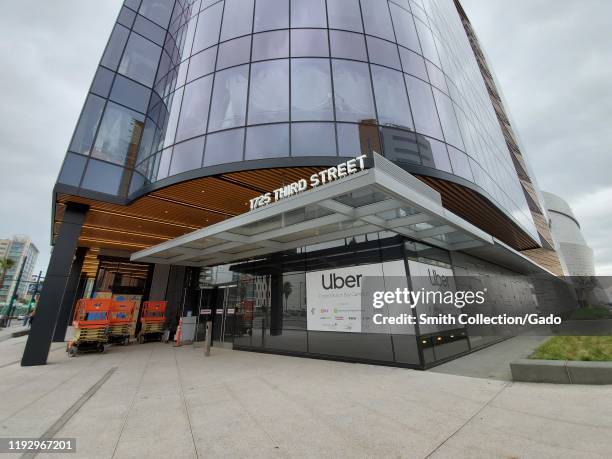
<box><xmin>0</xmin><ymin>0</ymin><xmax>610</xmax><ymax>275</ymax></box>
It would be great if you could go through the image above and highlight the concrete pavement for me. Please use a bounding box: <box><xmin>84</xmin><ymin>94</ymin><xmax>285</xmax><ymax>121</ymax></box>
<box><xmin>0</xmin><ymin>335</ymin><xmax>610</xmax><ymax>458</ymax></box>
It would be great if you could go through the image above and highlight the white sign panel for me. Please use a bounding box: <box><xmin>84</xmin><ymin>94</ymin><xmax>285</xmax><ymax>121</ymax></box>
<box><xmin>306</xmin><ymin>261</ymin><xmax>407</xmax><ymax>333</ymax></box>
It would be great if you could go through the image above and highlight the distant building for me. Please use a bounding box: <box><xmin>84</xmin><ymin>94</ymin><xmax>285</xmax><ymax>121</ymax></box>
<box><xmin>0</xmin><ymin>235</ymin><xmax>39</xmax><ymax>303</ymax></box>
<box><xmin>543</xmin><ymin>192</ymin><xmax>595</xmax><ymax>277</ymax></box>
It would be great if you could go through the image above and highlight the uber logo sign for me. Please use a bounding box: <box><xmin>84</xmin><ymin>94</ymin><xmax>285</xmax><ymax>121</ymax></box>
<box><xmin>321</xmin><ymin>273</ymin><xmax>363</xmax><ymax>290</ymax></box>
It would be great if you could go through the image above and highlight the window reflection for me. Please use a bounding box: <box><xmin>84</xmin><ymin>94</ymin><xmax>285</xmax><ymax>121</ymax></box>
<box><xmin>291</xmin><ymin>123</ymin><xmax>336</xmax><ymax>156</ymax></box>
<box><xmin>389</xmin><ymin>3</ymin><xmax>421</xmax><ymax>53</ymax></box>
<box><xmin>221</xmin><ymin>0</ymin><xmax>254</xmax><ymax>41</ymax></box>
<box><xmin>254</xmin><ymin>0</ymin><xmax>289</xmax><ymax>32</ymax></box>
<box><xmin>208</xmin><ymin>65</ymin><xmax>249</xmax><ymax>132</ymax></box>
<box><xmin>291</xmin><ymin>29</ymin><xmax>329</xmax><ymax>57</ymax></box>
<box><xmin>216</xmin><ymin>36</ymin><xmax>251</xmax><ymax>70</ymax></box>
<box><xmin>248</xmin><ymin>60</ymin><xmax>289</xmax><ymax>124</ymax></box>
<box><xmin>252</xmin><ymin>30</ymin><xmax>289</xmax><ymax>61</ymax></box>
<box><xmin>169</xmin><ymin>136</ymin><xmax>205</xmax><ymax>176</ymax></box>
<box><xmin>330</xmin><ymin>30</ymin><xmax>366</xmax><ymax>61</ymax></box>
<box><xmin>187</xmin><ymin>46</ymin><xmax>217</xmax><ymax>82</ymax></box>
<box><xmin>69</xmin><ymin>95</ymin><xmax>106</xmax><ymax>155</ymax></box>
<box><xmin>101</xmin><ymin>24</ymin><xmax>130</xmax><ymax>71</ymax></box>
<box><xmin>192</xmin><ymin>2</ymin><xmax>223</xmax><ymax>54</ymax></box>
<box><xmin>91</xmin><ymin>102</ymin><xmax>145</xmax><ymax>167</ymax></box>
<box><xmin>371</xmin><ymin>66</ymin><xmax>412</xmax><ymax>128</ymax></box>
<box><xmin>290</xmin><ymin>0</ymin><xmax>327</xmax><ymax>28</ymax></box>
<box><xmin>332</xmin><ymin>60</ymin><xmax>376</xmax><ymax>123</ymax></box>
<box><xmin>118</xmin><ymin>33</ymin><xmax>162</xmax><ymax>87</ymax></box>
<box><xmin>367</xmin><ymin>36</ymin><xmax>401</xmax><ymax>70</ymax></box>
<box><xmin>405</xmin><ymin>75</ymin><xmax>443</xmax><ymax>139</ymax></box>
<box><xmin>245</xmin><ymin>124</ymin><xmax>289</xmax><ymax>159</ymax></box>
<box><xmin>291</xmin><ymin>59</ymin><xmax>333</xmax><ymax>121</ymax></box>
<box><xmin>327</xmin><ymin>0</ymin><xmax>363</xmax><ymax>33</ymax></box>
<box><xmin>175</xmin><ymin>75</ymin><xmax>213</xmax><ymax>142</ymax></box>
<box><xmin>81</xmin><ymin>159</ymin><xmax>123</xmax><ymax>195</ymax></box>
<box><xmin>204</xmin><ymin>129</ymin><xmax>244</xmax><ymax>165</ymax></box>
<box><xmin>361</xmin><ymin>0</ymin><xmax>394</xmax><ymax>41</ymax></box>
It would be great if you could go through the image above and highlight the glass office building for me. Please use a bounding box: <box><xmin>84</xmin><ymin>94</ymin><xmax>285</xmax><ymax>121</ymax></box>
<box><xmin>24</xmin><ymin>0</ymin><xmax>567</xmax><ymax>367</ymax></box>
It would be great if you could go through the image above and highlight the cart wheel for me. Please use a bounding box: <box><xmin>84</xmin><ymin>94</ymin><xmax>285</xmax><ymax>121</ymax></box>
<box><xmin>123</xmin><ymin>337</ymin><xmax>129</xmax><ymax>346</ymax></box>
<box><xmin>68</xmin><ymin>346</ymin><xmax>77</xmax><ymax>357</ymax></box>
<box><xmin>137</xmin><ymin>334</ymin><xmax>144</xmax><ymax>344</ymax></box>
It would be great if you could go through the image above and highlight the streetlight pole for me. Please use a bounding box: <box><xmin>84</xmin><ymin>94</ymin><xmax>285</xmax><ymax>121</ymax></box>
<box><xmin>6</xmin><ymin>256</ymin><xmax>27</xmax><ymax>328</ymax></box>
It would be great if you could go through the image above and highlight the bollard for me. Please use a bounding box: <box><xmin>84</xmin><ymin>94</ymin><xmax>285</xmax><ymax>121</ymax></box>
<box><xmin>204</xmin><ymin>320</ymin><xmax>212</xmax><ymax>357</ymax></box>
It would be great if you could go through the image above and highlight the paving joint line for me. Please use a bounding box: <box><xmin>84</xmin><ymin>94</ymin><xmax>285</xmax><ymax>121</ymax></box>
<box><xmin>424</xmin><ymin>381</ymin><xmax>512</xmax><ymax>458</ymax></box>
<box><xmin>20</xmin><ymin>367</ymin><xmax>117</xmax><ymax>459</ymax></box>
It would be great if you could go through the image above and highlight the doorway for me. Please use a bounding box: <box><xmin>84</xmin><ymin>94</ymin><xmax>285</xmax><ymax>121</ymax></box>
<box><xmin>211</xmin><ymin>284</ymin><xmax>239</xmax><ymax>347</ymax></box>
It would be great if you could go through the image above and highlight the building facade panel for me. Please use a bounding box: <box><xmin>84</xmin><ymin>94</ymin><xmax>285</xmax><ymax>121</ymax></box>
<box><xmin>56</xmin><ymin>0</ymin><xmax>539</xmax><ymax>243</ymax></box>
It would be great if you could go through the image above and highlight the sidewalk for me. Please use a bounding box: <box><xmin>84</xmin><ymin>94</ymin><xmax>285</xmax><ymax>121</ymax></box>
<box><xmin>0</xmin><ymin>322</ymin><xmax>29</xmax><ymax>343</ymax></box>
<box><xmin>0</xmin><ymin>337</ymin><xmax>610</xmax><ymax>458</ymax></box>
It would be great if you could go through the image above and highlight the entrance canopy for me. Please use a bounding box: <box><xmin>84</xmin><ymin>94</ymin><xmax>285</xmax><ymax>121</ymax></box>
<box><xmin>131</xmin><ymin>154</ymin><xmax>494</xmax><ymax>268</ymax></box>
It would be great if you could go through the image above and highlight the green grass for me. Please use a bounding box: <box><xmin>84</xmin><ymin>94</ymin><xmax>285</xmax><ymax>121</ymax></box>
<box><xmin>530</xmin><ymin>336</ymin><xmax>612</xmax><ymax>361</ymax></box>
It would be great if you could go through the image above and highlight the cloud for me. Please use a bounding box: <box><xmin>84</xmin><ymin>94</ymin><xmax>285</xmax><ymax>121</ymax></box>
<box><xmin>0</xmin><ymin>0</ymin><xmax>122</xmax><ymax>273</ymax></box>
<box><xmin>462</xmin><ymin>0</ymin><xmax>612</xmax><ymax>275</ymax></box>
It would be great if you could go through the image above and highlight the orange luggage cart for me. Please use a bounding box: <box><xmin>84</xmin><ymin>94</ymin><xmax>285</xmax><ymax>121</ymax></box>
<box><xmin>138</xmin><ymin>301</ymin><xmax>167</xmax><ymax>343</ymax></box>
<box><xmin>67</xmin><ymin>299</ymin><xmax>111</xmax><ymax>356</ymax></box>
<box><xmin>108</xmin><ymin>301</ymin><xmax>136</xmax><ymax>345</ymax></box>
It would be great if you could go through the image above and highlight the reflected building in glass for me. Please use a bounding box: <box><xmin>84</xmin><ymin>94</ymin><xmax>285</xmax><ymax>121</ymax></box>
<box><xmin>23</xmin><ymin>0</ymin><xmax>567</xmax><ymax>368</ymax></box>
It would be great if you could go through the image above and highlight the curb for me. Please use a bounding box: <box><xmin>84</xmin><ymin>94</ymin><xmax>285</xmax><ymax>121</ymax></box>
<box><xmin>510</xmin><ymin>359</ymin><xmax>612</xmax><ymax>384</ymax></box>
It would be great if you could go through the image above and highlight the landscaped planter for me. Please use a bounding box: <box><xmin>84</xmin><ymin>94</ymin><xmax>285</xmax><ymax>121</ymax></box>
<box><xmin>510</xmin><ymin>359</ymin><xmax>612</xmax><ymax>384</ymax></box>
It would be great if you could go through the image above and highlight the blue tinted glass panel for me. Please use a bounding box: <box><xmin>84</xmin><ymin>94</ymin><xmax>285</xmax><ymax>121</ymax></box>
<box><xmin>426</xmin><ymin>62</ymin><xmax>448</xmax><ymax>93</ymax></box>
<box><xmin>405</xmin><ymin>75</ymin><xmax>442</xmax><ymax>139</ymax></box>
<box><xmin>118</xmin><ymin>6</ymin><xmax>136</xmax><ymax>28</ymax></box>
<box><xmin>101</xmin><ymin>24</ymin><xmax>130</xmax><ymax>71</ymax></box>
<box><xmin>187</xmin><ymin>46</ymin><xmax>217</xmax><ymax>82</ymax></box>
<box><xmin>129</xmin><ymin>172</ymin><xmax>146</xmax><ymax>194</ymax></box>
<box><xmin>291</xmin><ymin>0</ymin><xmax>327</xmax><ymax>28</ymax></box>
<box><xmin>69</xmin><ymin>95</ymin><xmax>106</xmax><ymax>155</ymax></box>
<box><xmin>418</xmin><ymin>136</ymin><xmax>450</xmax><ymax>172</ymax></box>
<box><xmin>58</xmin><ymin>153</ymin><xmax>87</xmax><ymax>186</ymax></box>
<box><xmin>367</xmin><ymin>36</ymin><xmax>401</xmax><ymax>70</ymax></box>
<box><xmin>208</xmin><ymin>65</ymin><xmax>249</xmax><ymax>131</ymax></box>
<box><xmin>252</xmin><ymin>30</ymin><xmax>289</xmax><ymax>61</ymax></box>
<box><xmin>110</xmin><ymin>75</ymin><xmax>151</xmax><ymax>113</ymax></box>
<box><xmin>448</xmin><ymin>146</ymin><xmax>473</xmax><ymax>181</ymax></box>
<box><xmin>221</xmin><ymin>0</ymin><xmax>254</xmax><ymax>41</ymax></box>
<box><xmin>163</xmin><ymin>87</ymin><xmax>183</xmax><ymax>147</ymax></box>
<box><xmin>291</xmin><ymin>123</ymin><xmax>336</xmax><ymax>156</ymax></box>
<box><xmin>291</xmin><ymin>59</ymin><xmax>333</xmax><ymax>121</ymax></box>
<box><xmin>81</xmin><ymin>159</ymin><xmax>123</xmax><ymax>195</ymax></box>
<box><xmin>327</xmin><ymin>0</ymin><xmax>363</xmax><ymax>32</ymax></box>
<box><xmin>432</xmin><ymin>88</ymin><xmax>463</xmax><ymax>149</ymax></box>
<box><xmin>138</xmin><ymin>0</ymin><xmax>173</xmax><ymax>28</ymax></box>
<box><xmin>371</xmin><ymin>65</ymin><xmax>412</xmax><ymax>128</ymax></box>
<box><xmin>414</xmin><ymin>19</ymin><xmax>440</xmax><ymax>66</ymax></box>
<box><xmin>204</xmin><ymin>129</ymin><xmax>244</xmax><ymax>165</ymax></box>
<box><xmin>399</xmin><ymin>47</ymin><xmax>427</xmax><ymax>80</ymax></box>
<box><xmin>92</xmin><ymin>102</ymin><xmax>145</xmax><ymax>166</ymax></box>
<box><xmin>291</xmin><ymin>29</ymin><xmax>329</xmax><ymax>57</ymax></box>
<box><xmin>133</xmin><ymin>15</ymin><xmax>166</xmax><ymax>46</ymax></box>
<box><xmin>336</xmin><ymin>123</ymin><xmax>361</xmax><ymax>156</ymax></box>
<box><xmin>389</xmin><ymin>3</ymin><xmax>421</xmax><ymax>53</ymax></box>
<box><xmin>245</xmin><ymin>124</ymin><xmax>290</xmax><ymax>159</ymax></box>
<box><xmin>91</xmin><ymin>67</ymin><xmax>115</xmax><ymax>97</ymax></box>
<box><xmin>216</xmin><ymin>36</ymin><xmax>251</xmax><ymax>70</ymax></box>
<box><xmin>175</xmin><ymin>75</ymin><xmax>213</xmax><ymax>142</ymax></box>
<box><xmin>254</xmin><ymin>0</ymin><xmax>289</xmax><ymax>32</ymax></box>
<box><xmin>329</xmin><ymin>31</ymin><xmax>366</xmax><ymax>61</ymax></box>
<box><xmin>169</xmin><ymin>136</ymin><xmax>205</xmax><ymax>175</ymax></box>
<box><xmin>332</xmin><ymin>60</ymin><xmax>376</xmax><ymax>123</ymax></box>
<box><xmin>248</xmin><ymin>60</ymin><xmax>289</xmax><ymax>124</ymax></box>
<box><xmin>156</xmin><ymin>147</ymin><xmax>172</xmax><ymax>180</ymax></box>
<box><xmin>193</xmin><ymin>2</ymin><xmax>223</xmax><ymax>54</ymax></box>
<box><xmin>118</xmin><ymin>33</ymin><xmax>162</xmax><ymax>87</ymax></box>
<box><xmin>361</xmin><ymin>0</ymin><xmax>394</xmax><ymax>41</ymax></box>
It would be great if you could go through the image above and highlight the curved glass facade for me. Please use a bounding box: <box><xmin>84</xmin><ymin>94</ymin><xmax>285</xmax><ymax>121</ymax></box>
<box><xmin>57</xmin><ymin>0</ymin><xmax>538</xmax><ymax>240</ymax></box>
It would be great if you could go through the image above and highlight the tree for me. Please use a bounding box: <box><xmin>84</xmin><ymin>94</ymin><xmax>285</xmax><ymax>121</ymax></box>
<box><xmin>282</xmin><ymin>281</ymin><xmax>293</xmax><ymax>312</ymax></box>
<box><xmin>0</xmin><ymin>257</ymin><xmax>15</xmax><ymax>297</ymax></box>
